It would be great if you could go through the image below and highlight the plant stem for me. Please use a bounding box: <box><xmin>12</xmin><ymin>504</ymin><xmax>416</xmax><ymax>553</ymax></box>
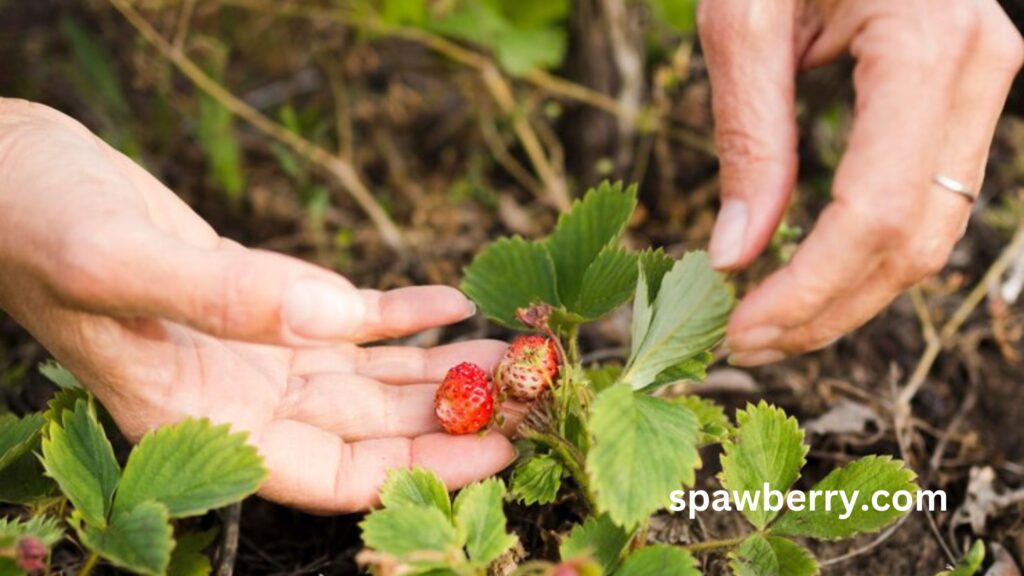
<box><xmin>683</xmin><ymin>535</ymin><xmax>746</xmax><ymax>554</ymax></box>
<box><xmin>79</xmin><ymin>552</ymin><xmax>100</xmax><ymax>576</ymax></box>
<box><xmin>634</xmin><ymin>518</ymin><xmax>649</xmax><ymax>550</ymax></box>
<box><xmin>524</xmin><ymin>429</ymin><xmax>597</xmax><ymax>509</ymax></box>
<box><xmin>899</xmin><ymin>222</ymin><xmax>1024</xmax><ymax>406</ymax></box>
<box><xmin>566</xmin><ymin>324</ymin><xmax>580</xmax><ymax>366</ymax></box>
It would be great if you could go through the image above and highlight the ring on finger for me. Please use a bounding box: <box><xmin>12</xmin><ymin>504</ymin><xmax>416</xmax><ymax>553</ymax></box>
<box><xmin>933</xmin><ymin>174</ymin><xmax>977</xmax><ymax>203</ymax></box>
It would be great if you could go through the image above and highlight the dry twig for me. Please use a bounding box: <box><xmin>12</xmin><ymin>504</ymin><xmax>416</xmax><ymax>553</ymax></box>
<box><xmin>899</xmin><ymin>223</ymin><xmax>1024</xmax><ymax>406</ymax></box>
<box><xmin>109</xmin><ymin>0</ymin><xmax>407</xmax><ymax>252</ymax></box>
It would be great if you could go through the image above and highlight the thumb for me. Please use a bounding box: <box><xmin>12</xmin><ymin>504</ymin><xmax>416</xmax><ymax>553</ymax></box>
<box><xmin>699</xmin><ymin>0</ymin><xmax>800</xmax><ymax>270</ymax></box>
<box><xmin>56</xmin><ymin>223</ymin><xmax>368</xmax><ymax>345</ymax></box>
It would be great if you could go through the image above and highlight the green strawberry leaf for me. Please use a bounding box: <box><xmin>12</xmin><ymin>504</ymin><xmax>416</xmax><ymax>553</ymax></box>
<box><xmin>771</xmin><ymin>456</ymin><xmax>919</xmax><ymax>540</ymax></box>
<box><xmin>77</xmin><ymin>501</ymin><xmax>173</xmax><ymax>576</ymax></box>
<box><xmin>461</xmin><ymin>236</ymin><xmax>560</xmax><ymax>328</ymax></box>
<box><xmin>585</xmin><ymin>364</ymin><xmax>623</xmax><ymax>393</ymax></box>
<box><xmin>380</xmin><ymin>467</ymin><xmax>452</xmax><ymax>520</ymax></box>
<box><xmin>0</xmin><ymin>450</ymin><xmax>57</xmax><ymax>504</ymax></box>
<box><xmin>114</xmin><ymin>419</ymin><xmax>266</xmax><ymax>518</ymax></box>
<box><xmin>43</xmin><ymin>388</ymin><xmax>90</xmax><ymax>428</ymax></box>
<box><xmin>510</xmin><ymin>454</ymin><xmax>563</xmax><ymax>505</ymax></box>
<box><xmin>545</xmin><ymin>181</ymin><xmax>637</xmax><ymax>309</ymax></box>
<box><xmin>0</xmin><ymin>515</ymin><xmax>64</xmax><ymax>547</ymax></box>
<box><xmin>587</xmin><ymin>384</ymin><xmax>701</xmax><ymax>528</ymax></box>
<box><xmin>630</xmin><ymin>267</ymin><xmax>656</xmax><ymax>361</ymax></box>
<box><xmin>427</xmin><ymin>0</ymin><xmax>566</xmax><ymax>75</ymax></box>
<box><xmin>646</xmin><ymin>350</ymin><xmax>714</xmax><ymax>390</ymax></box>
<box><xmin>629</xmin><ymin>249</ymin><xmax>680</xmax><ymax>362</ymax></box>
<box><xmin>559</xmin><ymin>513</ymin><xmax>631</xmax><ymax>573</ymax></box>
<box><xmin>38</xmin><ymin>359</ymin><xmax>81</xmax><ymax>389</ymax></box>
<box><xmin>0</xmin><ymin>413</ymin><xmax>45</xmax><ymax>471</ymax></box>
<box><xmin>427</xmin><ymin>0</ymin><xmax>505</xmax><ymax>45</ymax></box>
<box><xmin>0</xmin><ymin>516</ymin><xmax>63</xmax><ymax>574</ymax></box>
<box><xmin>167</xmin><ymin>528</ymin><xmax>218</xmax><ymax>576</ymax></box>
<box><xmin>719</xmin><ymin>402</ymin><xmax>807</xmax><ymax>528</ymax></box>
<box><xmin>40</xmin><ymin>400</ymin><xmax>120</xmax><ymax>528</ymax></box>
<box><xmin>622</xmin><ymin>252</ymin><xmax>734</xmax><ymax>391</ymax></box>
<box><xmin>728</xmin><ymin>534</ymin><xmax>819</xmax><ymax>576</ymax></box>
<box><xmin>492</xmin><ymin>26</ymin><xmax>566</xmax><ymax>75</ymax></box>
<box><xmin>637</xmin><ymin>248</ymin><xmax>675</xmax><ymax>303</ymax></box>
<box><xmin>572</xmin><ymin>246</ymin><xmax>639</xmax><ymax>320</ymax></box>
<box><xmin>616</xmin><ymin>544</ymin><xmax>700</xmax><ymax>576</ymax></box>
<box><xmin>453</xmin><ymin>478</ymin><xmax>517</xmax><ymax>565</ymax></box>
<box><xmin>937</xmin><ymin>541</ymin><xmax>985</xmax><ymax>576</ymax></box>
<box><xmin>360</xmin><ymin>505</ymin><xmax>461</xmax><ymax>558</ymax></box>
<box><xmin>379</xmin><ymin>0</ymin><xmax>427</xmax><ymax>26</ymax></box>
<box><xmin>673</xmin><ymin>395</ymin><xmax>732</xmax><ymax>444</ymax></box>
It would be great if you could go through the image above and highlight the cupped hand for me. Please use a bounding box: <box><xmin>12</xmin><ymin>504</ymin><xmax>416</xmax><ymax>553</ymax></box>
<box><xmin>699</xmin><ymin>0</ymin><xmax>1024</xmax><ymax>364</ymax></box>
<box><xmin>0</xmin><ymin>99</ymin><xmax>515</xmax><ymax>513</ymax></box>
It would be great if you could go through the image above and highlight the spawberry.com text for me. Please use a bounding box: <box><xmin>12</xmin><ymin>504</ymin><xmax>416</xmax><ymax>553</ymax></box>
<box><xmin>668</xmin><ymin>484</ymin><xmax>947</xmax><ymax>521</ymax></box>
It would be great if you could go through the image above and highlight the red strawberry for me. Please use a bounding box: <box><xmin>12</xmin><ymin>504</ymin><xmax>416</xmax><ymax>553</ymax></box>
<box><xmin>435</xmin><ymin>362</ymin><xmax>495</xmax><ymax>434</ymax></box>
<box><xmin>495</xmin><ymin>335</ymin><xmax>559</xmax><ymax>401</ymax></box>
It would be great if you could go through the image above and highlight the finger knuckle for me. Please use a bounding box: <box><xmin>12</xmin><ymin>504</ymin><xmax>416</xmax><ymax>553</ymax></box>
<box><xmin>841</xmin><ymin>199</ymin><xmax>911</xmax><ymax>243</ymax></box>
<box><xmin>979</xmin><ymin>16</ymin><xmax>1024</xmax><ymax>73</ymax></box>
<box><xmin>55</xmin><ymin>223</ymin><xmax>120</xmax><ymax>304</ymax></box>
<box><xmin>209</xmin><ymin>257</ymin><xmax>260</xmax><ymax>335</ymax></box>
<box><xmin>879</xmin><ymin>2</ymin><xmax>980</xmax><ymax>69</ymax></box>
<box><xmin>907</xmin><ymin>240</ymin><xmax>952</xmax><ymax>278</ymax></box>
<box><xmin>698</xmin><ymin>1</ymin><xmax>772</xmax><ymax>48</ymax></box>
<box><xmin>937</xmin><ymin>0</ymin><xmax>982</xmax><ymax>47</ymax></box>
<box><xmin>715</xmin><ymin>126</ymin><xmax>782</xmax><ymax>166</ymax></box>
<box><xmin>867</xmin><ymin>214</ymin><xmax>909</xmax><ymax>242</ymax></box>
<box><xmin>785</xmin><ymin>266</ymin><xmax>836</xmax><ymax>311</ymax></box>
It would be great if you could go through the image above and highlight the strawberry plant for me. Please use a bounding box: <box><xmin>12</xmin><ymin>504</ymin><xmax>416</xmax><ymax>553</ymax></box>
<box><xmin>359</xmin><ymin>182</ymin><xmax>932</xmax><ymax>576</ymax></box>
<box><xmin>0</xmin><ymin>366</ymin><xmax>266</xmax><ymax>575</ymax></box>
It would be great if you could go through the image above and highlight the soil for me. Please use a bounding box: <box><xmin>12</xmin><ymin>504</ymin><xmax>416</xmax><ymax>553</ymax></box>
<box><xmin>1</xmin><ymin>1</ymin><xmax>1023</xmax><ymax>574</ymax></box>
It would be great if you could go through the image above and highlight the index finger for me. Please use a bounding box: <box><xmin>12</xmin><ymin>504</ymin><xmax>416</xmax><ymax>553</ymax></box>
<box><xmin>699</xmin><ymin>0</ymin><xmax>801</xmax><ymax>269</ymax></box>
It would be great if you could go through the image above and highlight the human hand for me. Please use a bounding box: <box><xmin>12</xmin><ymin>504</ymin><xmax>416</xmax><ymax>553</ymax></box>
<box><xmin>699</xmin><ymin>0</ymin><xmax>1023</xmax><ymax>365</ymax></box>
<box><xmin>0</xmin><ymin>99</ymin><xmax>515</xmax><ymax>512</ymax></box>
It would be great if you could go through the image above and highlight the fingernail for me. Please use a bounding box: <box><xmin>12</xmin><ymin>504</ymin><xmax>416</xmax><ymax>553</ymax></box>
<box><xmin>464</xmin><ymin>301</ymin><xmax>477</xmax><ymax>319</ymax></box>
<box><xmin>710</xmin><ymin>199</ymin><xmax>748</xmax><ymax>269</ymax></box>
<box><xmin>728</xmin><ymin>349</ymin><xmax>785</xmax><ymax>367</ymax></box>
<box><xmin>729</xmin><ymin>325</ymin><xmax>783</xmax><ymax>351</ymax></box>
<box><xmin>283</xmin><ymin>277</ymin><xmax>365</xmax><ymax>339</ymax></box>
<box><xmin>504</xmin><ymin>447</ymin><xmax>520</xmax><ymax>468</ymax></box>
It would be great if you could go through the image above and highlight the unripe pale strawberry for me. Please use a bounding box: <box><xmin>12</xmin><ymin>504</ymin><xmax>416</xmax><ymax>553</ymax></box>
<box><xmin>17</xmin><ymin>536</ymin><xmax>47</xmax><ymax>573</ymax></box>
<box><xmin>495</xmin><ymin>335</ymin><xmax>559</xmax><ymax>401</ymax></box>
<box><xmin>434</xmin><ymin>362</ymin><xmax>495</xmax><ymax>434</ymax></box>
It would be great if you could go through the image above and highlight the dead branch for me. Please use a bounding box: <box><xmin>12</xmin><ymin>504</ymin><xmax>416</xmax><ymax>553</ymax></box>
<box><xmin>108</xmin><ymin>0</ymin><xmax>407</xmax><ymax>252</ymax></box>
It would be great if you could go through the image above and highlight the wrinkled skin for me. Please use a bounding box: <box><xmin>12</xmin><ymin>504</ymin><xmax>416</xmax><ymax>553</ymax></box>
<box><xmin>701</xmin><ymin>0</ymin><xmax>1024</xmax><ymax>365</ymax></box>
<box><xmin>0</xmin><ymin>100</ymin><xmax>516</xmax><ymax>513</ymax></box>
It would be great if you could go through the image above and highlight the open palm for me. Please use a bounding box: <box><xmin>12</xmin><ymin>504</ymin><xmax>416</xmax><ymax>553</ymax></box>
<box><xmin>0</xmin><ymin>100</ymin><xmax>515</xmax><ymax>513</ymax></box>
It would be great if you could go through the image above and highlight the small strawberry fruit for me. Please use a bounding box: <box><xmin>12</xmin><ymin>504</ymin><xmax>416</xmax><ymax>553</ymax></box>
<box><xmin>16</xmin><ymin>536</ymin><xmax>47</xmax><ymax>573</ymax></box>
<box><xmin>495</xmin><ymin>335</ymin><xmax>559</xmax><ymax>401</ymax></box>
<box><xmin>435</xmin><ymin>362</ymin><xmax>495</xmax><ymax>434</ymax></box>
